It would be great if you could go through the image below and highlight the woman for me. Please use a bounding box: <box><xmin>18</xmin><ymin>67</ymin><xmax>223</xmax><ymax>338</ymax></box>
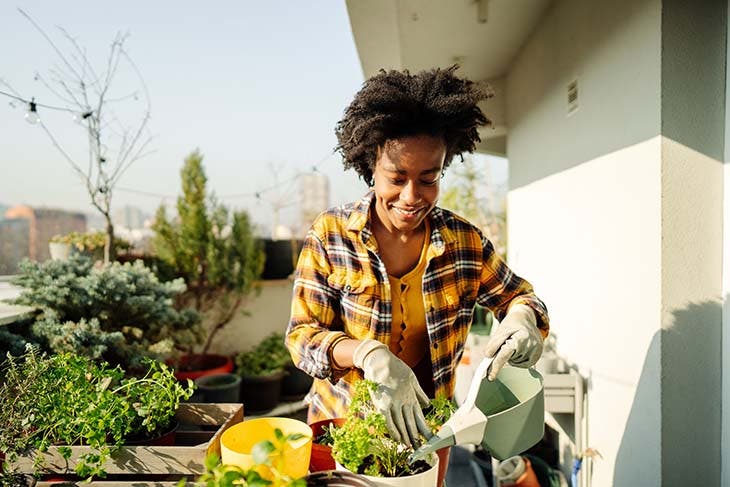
<box><xmin>285</xmin><ymin>66</ymin><xmax>549</xmax><ymax>481</ymax></box>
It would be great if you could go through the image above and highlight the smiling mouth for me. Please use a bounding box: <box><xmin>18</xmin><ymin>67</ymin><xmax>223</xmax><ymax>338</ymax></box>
<box><xmin>392</xmin><ymin>206</ymin><xmax>423</xmax><ymax>217</ymax></box>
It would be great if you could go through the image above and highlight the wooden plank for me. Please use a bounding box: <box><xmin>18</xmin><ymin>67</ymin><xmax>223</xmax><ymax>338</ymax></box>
<box><xmin>13</xmin><ymin>403</ymin><xmax>243</xmax><ymax>476</ymax></box>
<box><xmin>36</xmin><ymin>480</ymin><xmax>195</xmax><ymax>487</ymax></box>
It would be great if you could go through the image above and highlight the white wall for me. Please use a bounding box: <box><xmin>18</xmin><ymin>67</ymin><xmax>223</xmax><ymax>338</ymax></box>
<box><xmin>508</xmin><ymin>139</ymin><xmax>663</xmax><ymax>485</ymax></box>
<box><xmin>720</xmin><ymin>4</ymin><xmax>730</xmax><ymax>485</ymax></box>
<box><xmin>506</xmin><ymin>1</ymin><xmax>663</xmax><ymax>485</ymax></box>
<box><xmin>506</xmin><ymin>0</ymin><xmax>726</xmax><ymax>485</ymax></box>
<box><xmin>724</xmin><ymin>2</ymin><xmax>730</xmax><ymax>481</ymax></box>
<box><xmin>205</xmin><ymin>279</ymin><xmax>294</xmax><ymax>356</ymax></box>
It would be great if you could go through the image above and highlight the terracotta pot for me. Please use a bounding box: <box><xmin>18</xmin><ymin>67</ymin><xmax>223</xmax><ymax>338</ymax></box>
<box><xmin>171</xmin><ymin>354</ymin><xmax>234</xmax><ymax>381</ymax></box>
<box><xmin>496</xmin><ymin>456</ymin><xmax>540</xmax><ymax>487</ymax></box>
<box><xmin>309</xmin><ymin>418</ymin><xmax>347</xmax><ymax>472</ymax></box>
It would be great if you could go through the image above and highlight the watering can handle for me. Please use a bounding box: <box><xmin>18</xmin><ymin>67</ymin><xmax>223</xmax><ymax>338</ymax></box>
<box><xmin>463</xmin><ymin>356</ymin><xmax>494</xmax><ymax>409</ymax></box>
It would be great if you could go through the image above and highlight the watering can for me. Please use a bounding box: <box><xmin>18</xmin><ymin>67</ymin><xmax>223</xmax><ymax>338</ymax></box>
<box><xmin>409</xmin><ymin>356</ymin><xmax>544</xmax><ymax>463</ymax></box>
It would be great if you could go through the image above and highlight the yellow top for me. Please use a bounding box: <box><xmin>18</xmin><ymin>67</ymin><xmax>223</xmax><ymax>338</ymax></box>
<box><xmin>388</xmin><ymin>220</ymin><xmax>430</xmax><ymax>367</ymax></box>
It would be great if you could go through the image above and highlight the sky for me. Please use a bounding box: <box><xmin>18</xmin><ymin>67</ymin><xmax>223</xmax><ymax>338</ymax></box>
<box><xmin>0</xmin><ymin>1</ymin><xmax>506</xmax><ymax>235</ymax></box>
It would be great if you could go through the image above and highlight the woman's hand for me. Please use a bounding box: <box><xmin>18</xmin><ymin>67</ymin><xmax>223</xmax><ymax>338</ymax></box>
<box><xmin>483</xmin><ymin>304</ymin><xmax>543</xmax><ymax>381</ymax></box>
<box><xmin>352</xmin><ymin>339</ymin><xmax>433</xmax><ymax>447</ymax></box>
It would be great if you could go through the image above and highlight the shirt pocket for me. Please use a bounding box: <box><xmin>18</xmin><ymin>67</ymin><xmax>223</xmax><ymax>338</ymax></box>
<box><xmin>327</xmin><ymin>271</ymin><xmax>380</xmax><ymax>338</ymax></box>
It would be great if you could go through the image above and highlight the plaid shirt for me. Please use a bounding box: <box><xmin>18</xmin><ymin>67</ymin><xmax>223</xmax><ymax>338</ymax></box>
<box><xmin>286</xmin><ymin>191</ymin><xmax>549</xmax><ymax>422</ymax></box>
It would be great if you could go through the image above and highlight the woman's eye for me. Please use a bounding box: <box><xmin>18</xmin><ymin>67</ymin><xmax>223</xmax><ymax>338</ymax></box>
<box><xmin>421</xmin><ymin>179</ymin><xmax>438</xmax><ymax>186</ymax></box>
<box><xmin>390</xmin><ymin>179</ymin><xmax>405</xmax><ymax>185</ymax></box>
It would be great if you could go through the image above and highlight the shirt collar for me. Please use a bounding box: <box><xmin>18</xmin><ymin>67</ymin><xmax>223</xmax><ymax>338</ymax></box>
<box><xmin>346</xmin><ymin>190</ymin><xmax>457</xmax><ymax>253</ymax></box>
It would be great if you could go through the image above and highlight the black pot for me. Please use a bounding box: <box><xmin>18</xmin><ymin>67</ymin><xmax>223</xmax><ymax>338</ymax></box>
<box><xmin>125</xmin><ymin>419</ymin><xmax>179</xmax><ymax>446</ymax></box>
<box><xmin>281</xmin><ymin>362</ymin><xmax>314</xmax><ymax>400</ymax></box>
<box><xmin>240</xmin><ymin>370</ymin><xmax>285</xmax><ymax>413</ymax></box>
<box><xmin>304</xmin><ymin>470</ymin><xmax>377</xmax><ymax>486</ymax></box>
<box><xmin>261</xmin><ymin>239</ymin><xmax>304</xmax><ymax>279</ymax></box>
<box><xmin>195</xmin><ymin>372</ymin><xmax>242</xmax><ymax>403</ymax></box>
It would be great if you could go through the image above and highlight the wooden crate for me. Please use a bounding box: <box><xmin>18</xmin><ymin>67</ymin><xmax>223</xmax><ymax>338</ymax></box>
<box><xmin>14</xmin><ymin>403</ymin><xmax>243</xmax><ymax>476</ymax></box>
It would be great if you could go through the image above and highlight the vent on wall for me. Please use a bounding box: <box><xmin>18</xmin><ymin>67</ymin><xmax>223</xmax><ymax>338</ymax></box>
<box><xmin>567</xmin><ymin>79</ymin><xmax>579</xmax><ymax>115</ymax></box>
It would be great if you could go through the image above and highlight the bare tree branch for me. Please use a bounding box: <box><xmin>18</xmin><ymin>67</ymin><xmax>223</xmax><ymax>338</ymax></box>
<box><xmin>18</xmin><ymin>9</ymin><xmax>83</xmax><ymax>82</ymax></box>
<box><xmin>1</xmin><ymin>11</ymin><xmax>155</xmax><ymax>263</ymax></box>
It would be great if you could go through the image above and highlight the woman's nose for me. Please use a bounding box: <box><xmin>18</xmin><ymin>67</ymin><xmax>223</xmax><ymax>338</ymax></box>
<box><xmin>400</xmin><ymin>180</ymin><xmax>420</xmax><ymax>204</ymax></box>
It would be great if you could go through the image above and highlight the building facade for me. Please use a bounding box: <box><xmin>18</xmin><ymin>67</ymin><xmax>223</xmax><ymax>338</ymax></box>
<box><xmin>345</xmin><ymin>1</ymin><xmax>727</xmax><ymax>485</ymax></box>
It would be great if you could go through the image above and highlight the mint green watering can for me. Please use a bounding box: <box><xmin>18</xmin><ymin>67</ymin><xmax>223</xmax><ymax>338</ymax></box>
<box><xmin>410</xmin><ymin>356</ymin><xmax>544</xmax><ymax>463</ymax></box>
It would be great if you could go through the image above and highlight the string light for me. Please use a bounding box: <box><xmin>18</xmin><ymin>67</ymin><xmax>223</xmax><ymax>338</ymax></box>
<box><xmin>0</xmin><ymin>88</ymin><xmax>80</xmax><ymax>122</ymax></box>
<box><xmin>1</xmin><ymin>87</ymin><xmax>341</xmax><ymax>211</ymax></box>
<box><xmin>24</xmin><ymin>98</ymin><xmax>39</xmax><ymax>124</ymax></box>
<box><xmin>72</xmin><ymin>110</ymin><xmax>94</xmax><ymax>123</ymax></box>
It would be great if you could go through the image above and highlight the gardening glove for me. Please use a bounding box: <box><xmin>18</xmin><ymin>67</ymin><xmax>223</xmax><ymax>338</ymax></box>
<box><xmin>352</xmin><ymin>339</ymin><xmax>432</xmax><ymax>448</ymax></box>
<box><xmin>483</xmin><ymin>304</ymin><xmax>543</xmax><ymax>381</ymax></box>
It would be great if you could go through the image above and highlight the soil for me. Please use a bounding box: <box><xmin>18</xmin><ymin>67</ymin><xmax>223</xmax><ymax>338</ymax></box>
<box><xmin>358</xmin><ymin>456</ymin><xmax>431</xmax><ymax>477</ymax></box>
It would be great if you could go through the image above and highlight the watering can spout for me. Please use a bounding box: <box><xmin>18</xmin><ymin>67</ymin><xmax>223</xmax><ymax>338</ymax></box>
<box><xmin>409</xmin><ymin>358</ymin><xmax>494</xmax><ymax>465</ymax></box>
<box><xmin>410</xmin><ymin>355</ymin><xmax>545</xmax><ymax>464</ymax></box>
<box><xmin>408</xmin><ymin>428</ymin><xmax>456</xmax><ymax>464</ymax></box>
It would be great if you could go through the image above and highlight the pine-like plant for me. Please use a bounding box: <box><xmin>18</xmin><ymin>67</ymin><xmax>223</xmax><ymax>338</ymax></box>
<box><xmin>152</xmin><ymin>150</ymin><xmax>265</xmax><ymax>355</ymax></box>
<box><xmin>8</xmin><ymin>255</ymin><xmax>202</xmax><ymax>371</ymax></box>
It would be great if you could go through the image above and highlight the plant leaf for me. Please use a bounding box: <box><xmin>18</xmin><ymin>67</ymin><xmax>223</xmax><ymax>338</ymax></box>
<box><xmin>252</xmin><ymin>439</ymin><xmax>275</xmax><ymax>465</ymax></box>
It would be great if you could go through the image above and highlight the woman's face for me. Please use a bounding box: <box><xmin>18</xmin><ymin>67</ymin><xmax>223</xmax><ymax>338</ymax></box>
<box><xmin>371</xmin><ymin>134</ymin><xmax>446</xmax><ymax>235</ymax></box>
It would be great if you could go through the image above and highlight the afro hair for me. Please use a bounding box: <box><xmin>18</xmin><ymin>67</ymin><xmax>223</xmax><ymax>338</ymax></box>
<box><xmin>335</xmin><ymin>65</ymin><xmax>492</xmax><ymax>185</ymax></box>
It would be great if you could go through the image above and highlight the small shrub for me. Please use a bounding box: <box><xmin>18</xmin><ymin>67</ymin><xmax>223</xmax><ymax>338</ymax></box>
<box><xmin>8</xmin><ymin>255</ymin><xmax>203</xmax><ymax>371</ymax></box>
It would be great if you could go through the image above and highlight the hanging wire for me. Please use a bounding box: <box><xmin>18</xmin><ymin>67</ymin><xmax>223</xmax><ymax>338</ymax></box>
<box><xmin>218</xmin><ymin>149</ymin><xmax>338</xmax><ymax>200</ymax></box>
<box><xmin>0</xmin><ymin>88</ymin><xmax>78</xmax><ymax>113</ymax></box>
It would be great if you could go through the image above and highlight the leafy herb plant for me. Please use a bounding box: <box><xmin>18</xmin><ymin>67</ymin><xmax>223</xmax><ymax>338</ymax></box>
<box><xmin>0</xmin><ymin>346</ymin><xmax>193</xmax><ymax>482</ymax></box>
<box><xmin>330</xmin><ymin>379</ymin><xmax>455</xmax><ymax>478</ymax></box>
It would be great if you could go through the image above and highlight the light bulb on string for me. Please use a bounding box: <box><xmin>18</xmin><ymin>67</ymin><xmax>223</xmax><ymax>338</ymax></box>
<box><xmin>25</xmin><ymin>98</ymin><xmax>40</xmax><ymax>124</ymax></box>
<box><xmin>72</xmin><ymin>110</ymin><xmax>93</xmax><ymax>123</ymax></box>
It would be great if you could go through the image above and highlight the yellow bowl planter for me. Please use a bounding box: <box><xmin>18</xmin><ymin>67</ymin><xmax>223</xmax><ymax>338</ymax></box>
<box><xmin>220</xmin><ymin>417</ymin><xmax>313</xmax><ymax>479</ymax></box>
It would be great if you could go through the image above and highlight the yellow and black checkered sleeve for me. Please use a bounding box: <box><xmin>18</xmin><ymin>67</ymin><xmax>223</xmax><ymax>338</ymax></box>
<box><xmin>285</xmin><ymin>226</ymin><xmax>349</xmax><ymax>381</ymax></box>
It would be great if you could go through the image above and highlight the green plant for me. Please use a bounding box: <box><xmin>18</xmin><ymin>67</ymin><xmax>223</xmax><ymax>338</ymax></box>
<box><xmin>50</xmin><ymin>231</ymin><xmax>131</xmax><ymax>254</ymax></box>
<box><xmin>314</xmin><ymin>423</ymin><xmax>337</xmax><ymax>447</ymax></box>
<box><xmin>189</xmin><ymin>432</ymin><xmax>307</xmax><ymax>487</ymax></box>
<box><xmin>235</xmin><ymin>333</ymin><xmax>289</xmax><ymax>377</ymax></box>
<box><xmin>424</xmin><ymin>394</ymin><xmax>457</xmax><ymax>434</ymax></box>
<box><xmin>257</xmin><ymin>333</ymin><xmax>291</xmax><ymax>369</ymax></box>
<box><xmin>235</xmin><ymin>350</ymin><xmax>283</xmax><ymax>378</ymax></box>
<box><xmin>251</xmin><ymin>428</ymin><xmax>307</xmax><ymax>487</ymax></box>
<box><xmin>330</xmin><ymin>379</ymin><xmax>454</xmax><ymax>478</ymax></box>
<box><xmin>152</xmin><ymin>150</ymin><xmax>265</xmax><ymax>356</ymax></box>
<box><xmin>8</xmin><ymin>254</ymin><xmax>202</xmax><ymax>372</ymax></box>
<box><xmin>0</xmin><ymin>346</ymin><xmax>193</xmax><ymax>482</ymax></box>
<box><xmin>440</xmin><ymin>154</ymin><xmax>507</xmax><ymax>259</ymax></box>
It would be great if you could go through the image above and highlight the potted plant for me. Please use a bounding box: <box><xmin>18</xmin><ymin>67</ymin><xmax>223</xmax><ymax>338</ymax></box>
<box><xmin>152</xmin><ymin>151</ymin><xmax>265</xmax><ymax>380</ymax></box>
<box><xmin>194</xmin><ymin>372</ymin><xmax>242</xmax><ymax>403</ymax></box>
<box><xmin>255</xmin><ymin>332</ymin><xmax>314</xmax><ymax>401</ymax></box>
<box><xmin>235</xmin><ymin>334</ymin><xmax>290</xmax><ymax>413</ymax></box>
<box><xmin>7</xmin><ymin>254</ymin><xmax>202</xmax><ymax>375</ymax></box>
<box><xmin>190</xmin><ymin>431</ymin><xmax>376</xmax><ymax>487</ymax></box>
<box><xmin>309</xmin><ymin>417</ymin><xmax>347</xmax><ymax>472</ymax></box>
<box><xmin>49</xmin><ymin>231</ymin><xmax>131</xmax><ymax>263</ymax></box>
<box><xmin>330</xmin><ymin>380</ymin><xmax>456</xmax><ymax>487</ymax></box>
<box><xmin>48</xmin><ymin>234</ymin><xmax>72</xmax><ymax>261</ymax></box>
<box><xmin>0</xmin><ymin>346</ymin><xmax>193</xmax><ymax>482</ymax></box>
